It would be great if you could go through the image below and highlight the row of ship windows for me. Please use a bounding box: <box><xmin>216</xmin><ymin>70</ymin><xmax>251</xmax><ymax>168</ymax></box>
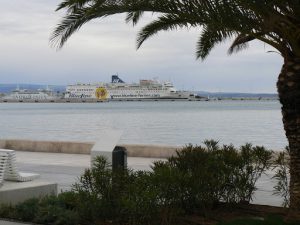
<box><xmin>110</xmin><ymin>95</ymin><xmax>159</xmax><ymax>98</ymax></box>
<box><xmin>69</xmin><ymin>91</ymin><xmax>166</xmax><ymax>94</ymax></box>
<box><xmin>10</xmin><ymin>96</ymin><xmax>49</xmax><ymax>99</ymax></box>
<box><xmin>111</xmin><ymin>90</ymin><xmax>164</xmax><ymax>93</ymax></box>
<box><xmin>68</xmin><ymin>89</ymin><xmax>94</xmax><ymax>91</ymax></box>
<box><xmin>68</xmin><ymin>89</ymin><xmax>168</xmax><ymax>92</ymax></box>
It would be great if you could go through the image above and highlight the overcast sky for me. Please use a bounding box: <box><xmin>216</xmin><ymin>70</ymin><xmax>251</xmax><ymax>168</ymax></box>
<box><xmin>0</xmin><ymin>0</ymin><xmax>283</xmax><ymax>93</ymax></box>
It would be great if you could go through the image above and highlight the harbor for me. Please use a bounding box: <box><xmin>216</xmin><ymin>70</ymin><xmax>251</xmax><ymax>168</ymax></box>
<box><xmin>0</xmin><ymin>75</ymin><xmax>207</xmax><ymax>102</ymax></box>
<box><xmin>1</xmin><ymin>0</ymin><xmax>299</xmax><ymax>224</ymax></box>
<box><xmin>0</xmin><ymin>98</ymin><xmax>205</xmax><ymax>103</ymax></box>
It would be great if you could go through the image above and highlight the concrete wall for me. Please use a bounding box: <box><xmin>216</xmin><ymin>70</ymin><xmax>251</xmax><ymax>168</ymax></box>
<box><xmin>0</xmin><ymin>181</ymin><xmax>57</xmax><ymax>205</ymax></box>
<box><xmin>122</xmin><ymin>144</ymin><xmax>178</xmax><ymax>158</ymax></box>
<box><xmin>1</xmin><ymin>139</ymin><xmax>94</xmax><ymax>154</ymax></box>
<box><xmin>0</xmin><ymin>139</ymin><xmax>6</xmax><ymax>149</ymax></box>
<box><xmin>0</xmin><ymin>139</ymin><xmax>179</xmax><ymax>159</ymax></box>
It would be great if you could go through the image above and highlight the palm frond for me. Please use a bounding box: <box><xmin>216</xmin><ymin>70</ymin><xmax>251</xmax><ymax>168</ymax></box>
<box><xmin>56</xmin><ymin>0</ymin><xmax>92</xmax><ymax>12</ymax></box>
<box><xmin>126</xmin><ymin>11</ymin><xmax>144</xmax><ymax>26</ymax></box>
<box><xmin>196</xmin><ymin>25</ymin><xmax>234</xmax><ymax>60</ymax></box>
<box><xmin>50</xmin><ymin>8</ymin><xmax>94</xmax><ymax>49</ymax></box>
<box><xmin>136</xmin><ymin>14</ymin><xmax>190</xmax><ymax>49</ymax></box>
<box><xmin>228</xmin><ymin>34</ymin><xmax>255</xmax><ymax>55</ymax></box>
<box><xmin>51</xmin><ymin>0</ymin><xmax>300</xmax><ymax>56</ymax></box>
<box><xmin>51</xmin><ymin>1</ymin><xmax>146</xmax><ymax>49</ymax></box>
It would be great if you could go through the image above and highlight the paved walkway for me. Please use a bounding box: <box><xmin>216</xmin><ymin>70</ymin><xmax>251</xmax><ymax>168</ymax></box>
<box><xmin>15</xmin><ymin>151</ymin><xmax>159</xmax><ymax>191</ymax></box>
<box><xmin>0</xmin><ymin>220</ymin><xmax>34</xmax><ymax>225</ymax></box>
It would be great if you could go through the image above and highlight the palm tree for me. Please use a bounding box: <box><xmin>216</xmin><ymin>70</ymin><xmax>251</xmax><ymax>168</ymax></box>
<box><xmin>51</xmin><ymin>0</ymin><xmax>300</xmax><ymax>218</ymax></box>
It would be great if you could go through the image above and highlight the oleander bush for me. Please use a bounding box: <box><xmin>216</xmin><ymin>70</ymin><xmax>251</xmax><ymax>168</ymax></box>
<box><xmin>71</xmin><ymin>157</ymin><xmax>162</xmax><ymax>225</ymax></box>
<box><xmin>0</xmin><ymin>140</ymin><xmax>275</xmax><ymax>225</ymax></box>
<box><xmin>0</xmin><ymin>204</ymin><xmax>16</xmax><ymax>219</ymax></box>
<box><xmin>0</xmin><ymin>193</ymin><xmax>79</xmax><ymax>225</ymax></box>
<box><xmin>72</xmin><ymin>156</ymin><xmax>183</xmax><ymax>225</ymax></box>
<box><xmin>272</xmin><ymin>147</ymin><xmax>290</xmax><ymax>207</ymax></box>
<box><xmin>154</xmin><ymin>140</ymin><xmax>272</xmax><ymax>210</ymax></box>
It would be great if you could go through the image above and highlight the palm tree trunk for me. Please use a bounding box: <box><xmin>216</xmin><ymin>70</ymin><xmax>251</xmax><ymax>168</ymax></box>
<box><xmin>277</xmin><ymin>56</ymin><xmax>300</xmax><ymax>219</ymax></box>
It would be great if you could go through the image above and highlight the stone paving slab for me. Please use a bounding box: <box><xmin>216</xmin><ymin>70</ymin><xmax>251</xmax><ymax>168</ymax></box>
<box><xmin>0</xmin><ymin>220</ymin><xmax>35</xmax><ymax>225</ymax></box>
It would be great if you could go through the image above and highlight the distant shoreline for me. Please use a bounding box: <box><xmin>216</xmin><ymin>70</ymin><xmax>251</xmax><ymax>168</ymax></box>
<box><xmin>0</xmin><ymin>98</ymin><xmax>278</xmax><ymax>103</ymax></box>
<box><xmin>0</xmin><ymin>98</ymin><xmax>202</xmax><ymax>103</ymax></box>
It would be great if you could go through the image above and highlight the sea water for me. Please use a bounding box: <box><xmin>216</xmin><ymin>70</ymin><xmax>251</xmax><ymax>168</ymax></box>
<box><xmin>0</xmin><ymin>100</ymin><xmax>287</xmax><ymax>150</ymax></box>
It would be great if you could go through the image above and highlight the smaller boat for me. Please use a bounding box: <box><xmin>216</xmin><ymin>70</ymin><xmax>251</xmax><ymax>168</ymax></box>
<box><xmin>2</xmin><ymin>86</ymin><xmax>56</xmax><ymax>101</ymax></box>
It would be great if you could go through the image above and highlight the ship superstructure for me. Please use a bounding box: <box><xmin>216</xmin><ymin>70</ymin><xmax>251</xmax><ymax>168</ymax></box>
<box><xmin>65</xmin><ymin>75</ymin><xmax>194</xmax><ymax>100</ymax></box>
<box><xmin>2</xmin><ymin>86</ymin><xmax>56</xmax><ymax>100</ymax></box>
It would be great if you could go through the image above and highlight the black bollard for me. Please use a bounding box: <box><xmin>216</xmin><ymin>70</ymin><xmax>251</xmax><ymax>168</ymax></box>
<box><xmin>112</xmin><ymin>146</ymin><xmax>127</xmax><ymax>171</ymax></box>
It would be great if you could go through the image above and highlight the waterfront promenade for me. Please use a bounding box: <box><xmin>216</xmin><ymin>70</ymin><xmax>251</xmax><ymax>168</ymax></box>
<box><xmin>13</xmin><ymin>151</ymin><xmax>282</xmax><ymax>206</ymax></box>
<box><xmin>0</xmin><ymin>150</ymin><xmax>283</xmax><ymax>225</ymax></box>
<box><xmin>0</xmin><ymin>220</ymin><xmax>32</xmax><ymax>225</ymax></box>
<box><xmin>15</xmin><ymin>151</ymin><xmax>158</xmax><ymax>191</ymax></box>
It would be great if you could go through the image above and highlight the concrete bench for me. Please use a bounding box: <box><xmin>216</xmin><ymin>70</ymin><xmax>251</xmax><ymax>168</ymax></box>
<box><xmin>0</xmin><ymin>149</ymin><xmax>39</xmax><ymax>186</ymax></box>
<box><xmin>90</xmin><ymin>130</ymin><xmax>123</xmax><ymax>167</ymax></box>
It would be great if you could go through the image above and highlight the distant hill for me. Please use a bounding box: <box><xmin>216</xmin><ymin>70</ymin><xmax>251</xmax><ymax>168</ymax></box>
<box><xmin>197</xmin><ymin>91</ymin><xmax>278</xmax><ymax>99</ymax></box>
<box><xmin>0</xmin><ymin>84</ymin><xmax>65</xmax><ymax>93</ymax></box>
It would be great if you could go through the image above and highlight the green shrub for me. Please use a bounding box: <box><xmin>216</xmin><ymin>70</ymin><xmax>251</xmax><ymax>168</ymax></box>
<box><xmin>119</xmin><ymin>171</ymin><xmax>161</xmax><ymax>225</ymax></box>
<box><xmin>272</xmin><ymin>147</ymin><xmax>290</xmax><ymax>207</ymax></box>
<box><xmin>71</xmin><ymin>156</ymin><xmax>118</xmax><ymax>223</ymax></box>
<box><xmin>0</xmin><ymin>194</ymin><xmax>79</xmax><ymax>225</ymax></box>
<box><xmin>156</xmin><ymin>140</ymin><xmax>272</xmax><ymax>209</ymax></box>
<box><xmin>0</xmin><ymin>204</ymin><xmax>17</xmax><ymax>220</ymax></box>
<box><xmin>15</xmin><ymin>198</ymin><xmax>39</xmax><ymax>222</ymax></box>
<box><xmin>72</xmin><ymin>157</ymin><xmax>176</xmax><ymax>225</ymax></box>
<box><xmin>237</xmin><ymin>144</ymin><xmax>272</xmax><ymax>202</ymax></box>
<box><xmin>33</xmin><ymin>195</ymin><xmax>79</xmax><ymax>225</ymax></box>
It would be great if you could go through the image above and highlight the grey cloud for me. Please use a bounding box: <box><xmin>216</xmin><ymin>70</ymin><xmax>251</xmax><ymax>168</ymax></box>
<box><xmin>0</xmin><ymin>0</ymin><xmax>283</xmax><ymax>93</ymax></box>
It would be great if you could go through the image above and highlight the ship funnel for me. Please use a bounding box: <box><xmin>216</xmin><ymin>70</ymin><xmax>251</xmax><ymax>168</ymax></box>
<box><xmin>112</xmin><ymin>75</ymin><xmax>125</xmax><ymax>83</ymax></box>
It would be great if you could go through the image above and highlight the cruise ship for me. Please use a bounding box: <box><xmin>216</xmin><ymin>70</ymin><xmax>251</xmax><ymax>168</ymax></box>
<box><xmin>2</xmin><ymin>86</ymin><xmax>56</xmax><ymax>101</ymax></box>
<box><xmin>65</xmin><ymin>75</ymin><xmax>196</xmax><ymax>100</ymax></box>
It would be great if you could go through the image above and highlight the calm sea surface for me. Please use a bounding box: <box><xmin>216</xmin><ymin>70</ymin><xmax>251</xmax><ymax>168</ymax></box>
<box><xmin>0</xmin><ymin>100</ymin><xmax>287</xmax><ymax>150</ymax></box>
